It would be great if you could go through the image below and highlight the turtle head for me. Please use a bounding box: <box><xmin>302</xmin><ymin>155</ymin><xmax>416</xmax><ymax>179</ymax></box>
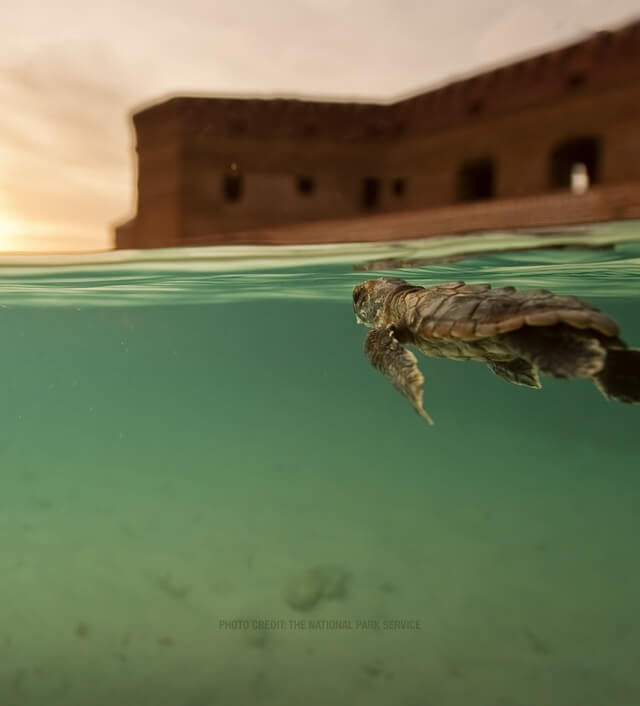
<box><xmin>352</xmin><ymin>277</ymin><xmax>409</xmax><ymax>327</ymax></box>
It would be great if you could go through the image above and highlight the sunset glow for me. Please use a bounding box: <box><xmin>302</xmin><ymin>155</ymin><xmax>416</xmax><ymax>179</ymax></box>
<box><xmin>0</xmin><ymin>212</ymin><xmax>21</xmax><ymax>251</ymax></box>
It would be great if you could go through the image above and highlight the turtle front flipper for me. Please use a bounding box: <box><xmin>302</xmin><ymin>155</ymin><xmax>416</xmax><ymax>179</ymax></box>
<box><xmin>487</xmin><ymin>358</ymin><xmax>541</xmax><ymax>389</ymax></box>
<box><xmin>364</xmin><ymin>326</ymin><xmax>434</xmax><ymax>425</ymax></box>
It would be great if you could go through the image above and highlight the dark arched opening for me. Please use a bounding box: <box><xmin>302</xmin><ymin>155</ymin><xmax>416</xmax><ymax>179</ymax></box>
<box><xmin>549</xmin><ymin>136</ymin><xmax>601</xmax><ymax>190</ymax></box>
<box><xmin>296</xmin><ymin>176</ymin><xmax>316</xmax><ymax>196</ymax></box>
<box><xmin>222</xmin><ymin>171</ymin><xmax>243</xmax><ymax>202</ymax></box>
<box><xmin>361</xmin><ymin>177</ymin><xmax>380</xmax><ymax>210</ymax></box>
<box><xmin>457</xmin><ymin>158</ymin><xmax>495</xmax><ymax>202</ymax></box>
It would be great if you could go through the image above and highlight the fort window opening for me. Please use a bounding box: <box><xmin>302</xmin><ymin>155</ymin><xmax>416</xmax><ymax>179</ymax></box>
<box><xmin>550</xmin><ymin>136</ymin><xmax>600</xmax><ymax>190</ymax></box>
<box><xmin>296</xmin><ymin>176</ymin><xmax>316</xmax><ymax>196</ymax></box>
<box><xmin>391</xmin><ymin>178</ymin><xmax>406</xmax><ymax>197</ymax></box>
<box><xmin>222</xmin><ymin>172</ymin><xmax>243</xmax><ymax>202</ymax></box>
<box><xmin>457</xmin><ymin>158</ymin><xmax>495</xmax><ymax>202</ymax></box>
<box><xmin>566</xmin><ymin>72</ymin><xmax>587</xmax><ymax>91</ymax></box>
<box><xmin>468</xmin><ymin>100</ymin><xmax>485</xmax><ymax>116</ymax></box>
<box><xmin>361</xmin><ymin>177</ymin><xmax>380</xmax><ymax>210</ymax></box>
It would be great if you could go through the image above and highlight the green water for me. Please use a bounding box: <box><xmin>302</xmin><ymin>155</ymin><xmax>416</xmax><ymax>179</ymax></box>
<box><xmin>1</xmin><ymin>226</ymin><xmax>639</xmax><ymax>706</ymax></box>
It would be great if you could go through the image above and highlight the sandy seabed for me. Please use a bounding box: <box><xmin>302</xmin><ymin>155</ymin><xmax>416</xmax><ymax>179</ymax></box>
<box><xmin>2</xmin><ymin>435</ymin><xmax>639</xmax><ymax>706</ymax></box>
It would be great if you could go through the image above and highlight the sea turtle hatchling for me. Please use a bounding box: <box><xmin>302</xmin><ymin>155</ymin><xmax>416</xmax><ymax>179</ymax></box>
<box><xmin>353</xmin><ymin>277</ymin><xmax>640</xmax><ymax>424</ymax></box>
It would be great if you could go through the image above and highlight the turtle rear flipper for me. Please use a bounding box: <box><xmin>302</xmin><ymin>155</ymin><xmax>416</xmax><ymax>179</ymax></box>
<box><xmin>364</xmin><ymin>326</ymin><xmax>434</xmax><ymax>425</ymax></box>
<box><xmin>595</xmin><ymin>348</ymin><xmax>640</xmax><ymax>403</ymax></box>
<box><xmin>503</xmin><ymin>324</ymin><xmax>607</xmax><ymax>379</ymax></box>
<box><xmin>487</xmin><ymin>358</ymin><xmax>541</xmax><ymax>389</ymax></box>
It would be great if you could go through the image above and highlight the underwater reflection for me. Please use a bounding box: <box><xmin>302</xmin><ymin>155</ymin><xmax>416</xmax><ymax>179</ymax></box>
<box><xmin>352</xmin><ymin>241</ymin><xmax>615</xmax><ymax>271</ymax></box>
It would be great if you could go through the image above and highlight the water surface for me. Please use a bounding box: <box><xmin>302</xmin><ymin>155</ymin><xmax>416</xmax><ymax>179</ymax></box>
<box><xmin>1</xmin><ymin>224</ymin><xmax>639</xmax><ymax>706</ymax></box>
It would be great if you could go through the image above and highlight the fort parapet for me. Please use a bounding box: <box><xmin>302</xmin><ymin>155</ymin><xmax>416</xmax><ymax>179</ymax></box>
<box><xmin>115</xmin><ymin>19</ymin><xmax>640</xmax><ymax>249</ymax></box>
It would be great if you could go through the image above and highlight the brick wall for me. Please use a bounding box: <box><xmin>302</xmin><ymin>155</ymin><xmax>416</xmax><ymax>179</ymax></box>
<box><xmin>175</xmin><ymin>182</ymin><xmax>640</xmax><ymax>247</ymax></box>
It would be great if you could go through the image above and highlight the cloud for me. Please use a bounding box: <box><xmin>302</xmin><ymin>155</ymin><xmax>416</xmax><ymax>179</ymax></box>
<box><xmin>0</xmin><ymin>0</ymin><xmax>638</xmax><ymax>251</ymax></box>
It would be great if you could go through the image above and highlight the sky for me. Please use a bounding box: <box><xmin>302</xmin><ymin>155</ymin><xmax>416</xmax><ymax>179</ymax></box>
<box><xmin>0</xmin><ymin>0</ymin><xmax>638</xmax><ymax>252</ymax></box>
